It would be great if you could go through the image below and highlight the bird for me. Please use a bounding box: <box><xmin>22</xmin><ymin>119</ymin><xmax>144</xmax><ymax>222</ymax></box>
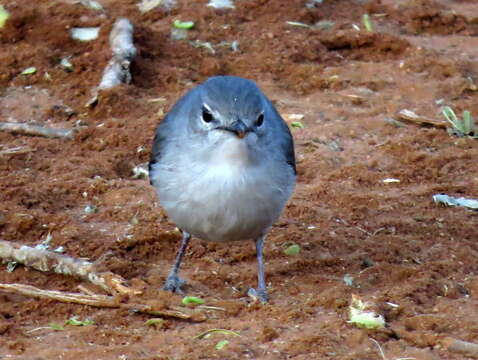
<box><xmin>148</xmin><ymin>76</ymin><xmax>296</xmax><ymax>302</ymax></box>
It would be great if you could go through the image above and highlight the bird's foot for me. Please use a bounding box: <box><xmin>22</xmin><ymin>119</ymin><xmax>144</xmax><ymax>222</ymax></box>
<box><xmin>247</xmin><ymin>287</ymin><xmax>269</xmax><ymax>303</ymax></box>
<box><xmin>163</xmin><ymin>275</ymin><xmax>187</xmax><ymax>294</ymax></box>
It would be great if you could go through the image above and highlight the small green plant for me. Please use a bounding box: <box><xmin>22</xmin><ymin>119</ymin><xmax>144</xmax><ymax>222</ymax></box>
<box><xmin>442</xmin><ymin>106</ymin><xmax>477</xmax><ymax>137</ymax></box>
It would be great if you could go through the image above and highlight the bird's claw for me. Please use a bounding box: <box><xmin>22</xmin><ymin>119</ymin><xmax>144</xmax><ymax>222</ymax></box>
<box><xmin>247</xmin><ymin>287</ymin><xmax>269</xmax><ymax>303</ymax></box>
<box><xmin>163</xmin><ymin>275</ymin><xmax>187</xmax><ymax>294</ymax></box>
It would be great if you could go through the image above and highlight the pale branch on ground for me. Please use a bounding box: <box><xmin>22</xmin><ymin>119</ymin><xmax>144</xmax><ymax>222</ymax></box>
<box><xmin>397</xmin><ymin>109</ymin><xmax>448</xmax><ymax>129</ymax></box>
<box><xmin>0</xmin><ymin>283</ymin><xmax>206</xmax><ymax>321</ymax></box>
<box><xmin>0</xmin><ymin>240</ymin><xmax>206</xmax><ymax>321</ymax></box>
<box><xmin>441</xmin><ymin>337</ymin><xmax>478</xmax><ymax>358</ymax></box>
<box><xmin>0</xmin><ymin>240</ymin><xmax>135</xmax><ymax>296</ymax></box>
<box><xmin>0</xmin><ymin>122</ymin><xmax>74</xmax><ymax>139</ymax></box>
<box><xmin>391</xmin><ymin>325</ymin><xmax>478</xmax><ymax>358</ymax></box>
<box><xmin>88</xmin><ymin>18</ymin><xmax>136</xmax><ymax>106</ymax></box>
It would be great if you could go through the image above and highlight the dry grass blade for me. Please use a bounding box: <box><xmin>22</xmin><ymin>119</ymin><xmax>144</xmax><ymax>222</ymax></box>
<box><xmin>0</xmin><ymin>283</ymin><xmax>206</xmax><ymax>321</ymax></box>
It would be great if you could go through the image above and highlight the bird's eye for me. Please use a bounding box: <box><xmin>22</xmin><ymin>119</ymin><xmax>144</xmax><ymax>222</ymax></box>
<box><xmin>256</xmin><ymin>113</ymin><xmax>264</xmax><ymax>127</ymax></box>
<box><xmin>202</xmin><ymin>107</ymin><xmax>214</xmax><ymax>123</ymax></box>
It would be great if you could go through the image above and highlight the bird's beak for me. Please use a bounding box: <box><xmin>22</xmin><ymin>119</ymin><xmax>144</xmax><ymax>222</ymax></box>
<box><xmin>229</xmin><ymin>120</ymin><xmax>249</xmax><ymax>139</ymax></box>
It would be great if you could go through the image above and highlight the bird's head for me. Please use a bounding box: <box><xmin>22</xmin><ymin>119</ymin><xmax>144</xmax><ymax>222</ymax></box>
<box><xmin>188</xmin><ymin>76</ymin><xmax>267</xmax><ymax>141</ymax></box>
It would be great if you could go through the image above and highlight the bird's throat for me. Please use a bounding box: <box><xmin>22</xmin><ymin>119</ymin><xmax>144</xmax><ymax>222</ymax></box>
<box><xmin>211</xmin><ymin>136</ymin><xmax>251</xmax><ymax>167</ymax></box>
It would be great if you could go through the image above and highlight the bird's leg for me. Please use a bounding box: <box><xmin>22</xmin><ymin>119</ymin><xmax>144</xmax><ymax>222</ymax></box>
<box><xmin>163</xmin><ymin>231</ymin><xmax>191</xmax><ymax>293</ymax></box>
<box><xmin>248</xmin><ymin>233</ymin><xmax>269</xmax><ymax>303</ymax></box>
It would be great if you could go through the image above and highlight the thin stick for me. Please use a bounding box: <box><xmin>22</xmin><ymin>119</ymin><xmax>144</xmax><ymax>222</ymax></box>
<box><xmin>0</xmin><ymin>283</ymin><xmax>206</xmax><ymax>321</ymax></box>
<box><xmin>397</xmin><ymin>109</ymin><xmax>448</xmax><ymax>129</ymax></box>
<box><xmin>0</xmin><ymin>122</ymin><xmax>74</xmax><ymax>139</ymax></box>
<box><xmin>0</xmin><ymin>240</ymin><xmax>135</xmax><ymax>296</ymax></box>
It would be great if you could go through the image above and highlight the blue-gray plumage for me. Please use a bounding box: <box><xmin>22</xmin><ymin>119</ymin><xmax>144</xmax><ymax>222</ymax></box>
<box><xmin>149</xmin><ymin>76</ymin><xmax>296</xmax><ymax>302</ymax></box>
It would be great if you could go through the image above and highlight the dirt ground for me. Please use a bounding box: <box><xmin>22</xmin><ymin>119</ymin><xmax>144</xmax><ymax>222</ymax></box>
<box><xmin>1</xmin><ymin>0</ymin><xmax>478</xmax><ymax>359</ymax></box>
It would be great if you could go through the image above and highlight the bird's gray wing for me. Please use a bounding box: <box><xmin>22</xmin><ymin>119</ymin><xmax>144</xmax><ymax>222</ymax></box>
<box><xmin>148</xmin><ymin>91</ymin><xmax>194</xmax><ymax>185</ymax></box>
<box><xmin>148</xmin><ymin>129</ymin><xmax>166</xmax><ymax>185</ymax></box>
<box><xmin>282</xmin><ymin>124</ymin><xmax>296</xmax><ymax>175</ymax></box>
<box><xmin>265</xmin><ymin>98</ymin><xmax>296</xmax><ymax>175</ymax></box>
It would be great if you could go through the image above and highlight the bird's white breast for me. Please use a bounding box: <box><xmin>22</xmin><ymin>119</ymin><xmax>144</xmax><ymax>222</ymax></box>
<box><xmin>151</xmin><ymin>135</ymin><xmax>293</xmax><ymax>242</ymax></box>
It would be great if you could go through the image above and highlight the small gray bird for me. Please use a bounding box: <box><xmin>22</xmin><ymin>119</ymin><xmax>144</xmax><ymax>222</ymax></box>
<box><xmin>149</xmin><ymin>76</ymin><xmax>296</xmax><ymax>302</ymax></box>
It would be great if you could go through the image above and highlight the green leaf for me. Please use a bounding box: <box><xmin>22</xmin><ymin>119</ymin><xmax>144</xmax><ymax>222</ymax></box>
<box><xmin>442</xmin><ymin>106</ymin><xmax>457</xmax><ymax>122</ymax></box>
<box><xmin>284</xmin><ymin>244</ymin><xmax>301</xmax><ymax>256</ymax></box>
<box><xmin>348</xmin><ymin>295</ymin><xmax>385</xmax><ymax>330</ymax></box>
<box><xmin>65</xmin><ymin>317</ymin><xmax>94</xmax><ymax>326</ymax></box>
<box><xmin>362</xmin><ymin>14</ymin><xmax>374</xmax><ymax>32</ymax></box>
<box><xmin>442</xmin><ymin>106</ymin><xmax>461</xmax><ymax>131</ymax></box>
<box><xmin>194</xmin><ymin>329</ymin><xmax>240</xmax><ymax>340</ymax></box>
<box><xmin>0</xmin><ymin>5</ymin><xmax>9</xmax><ymax>28</ymax></box>
<box><xmin>182</xmin><ymin>296</ymin><xmax>205</xmax><ymax>305</ymax></box>
<box><xmin>290</xmin><ymin>121</ymin><xmax>304</xmax><ymax>129</ymax></box>
<box><xmin>215</xmin><ymin>339</ymin><xmax>229</xmax><ymax>350</ymax></box>
<box><xmin>21</xmin><ymin>67</ymin><xmax>37</xmax><ymax>75</ymax></box>
<box><xmin>286</xmin><ymin>21</ymin><xmax>311</xmax><ymax>28</ymax></box>
<box><xmin>349</xmin><ymin>312</ymin><xmax>385</xmax><ymax>329</ymax></box>
<box><xmin>49</xmin><ymin>323</ymin><xmax>65</xmax><ymax>331</ymax></box>
<box><xmin>463</xmin><ymin>110</ymin><xmax>473</xmax><ymax>135</ymax></box>
<box><xmin>173</xmin><ymin>20</ymin><xmax>195</xmax><ymax>29</ymax></box>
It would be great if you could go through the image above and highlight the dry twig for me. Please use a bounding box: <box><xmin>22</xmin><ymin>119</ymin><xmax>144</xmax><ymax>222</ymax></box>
<box><xmin>0</xmin><ymin>283</ymin><xmax>206</xmax><ymax>321</ymax></box>
<box><xmin>0</xmin><ymin>122</ymin><xmax>74</xmax><ymax>139</ymax></box>
<box><xmin>0</xmin><ymin>240</ymin><xmax>135</xmax><ymax>295</ymax></box>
